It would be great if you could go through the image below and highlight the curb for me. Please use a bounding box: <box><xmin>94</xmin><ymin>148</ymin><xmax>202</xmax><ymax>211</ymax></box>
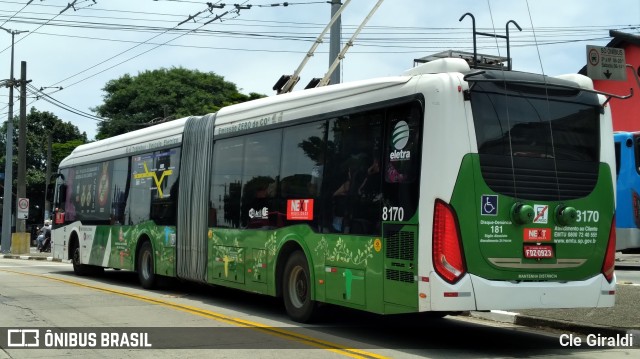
<box><xmin>468</xmin><ymin>310</ymin><xmax>640</xmax><ymax>347</ymax></box>
<box><xmin>1</xmin><ymin>254</ymin><xmax>61</xmax><ymax>262</ymax></box>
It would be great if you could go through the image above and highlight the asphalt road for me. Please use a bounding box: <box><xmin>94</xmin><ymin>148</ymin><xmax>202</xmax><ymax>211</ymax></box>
<box><xmin>0</xmin><ymin>258</ymin><xmax>637</xmax><ymax>358</ymax></box>
<box><xmin>2</xmin><ymin>248</ymin><xmax>640</xmax><ymax>349</ymax></box>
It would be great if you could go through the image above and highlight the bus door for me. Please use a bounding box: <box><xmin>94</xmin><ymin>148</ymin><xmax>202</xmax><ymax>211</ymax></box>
<box><xmin>381</xmin><ymin>101</ymin><xmax>422</xmax><ymax>310</ymax></box>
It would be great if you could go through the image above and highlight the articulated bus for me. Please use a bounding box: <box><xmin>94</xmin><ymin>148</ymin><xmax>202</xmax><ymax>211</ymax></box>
<box><xmin>614</xmin><ymin>131</ymin><xmax>640</xmax><ymax>252</ymax></box>
<box><xmin>53</xmin><ymin>58</ymin><xmax>618</xmax><ymax>322</ymax></box>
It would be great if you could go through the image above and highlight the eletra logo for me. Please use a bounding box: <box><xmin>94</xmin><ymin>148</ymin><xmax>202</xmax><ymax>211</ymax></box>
<box><xmin>390</xmin><ymin>121</ymin><xmax>411</xmax><ymax>161</ymax></box>
<box><xmin>392</xmin><ymin>121</ymin><xmax>410</xmax><ymax>150</ymax></box>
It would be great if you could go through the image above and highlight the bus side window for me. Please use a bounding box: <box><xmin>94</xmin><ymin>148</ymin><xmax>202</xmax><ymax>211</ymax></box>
<box><xmin>325</xmin><ymin>111</ymin><xmax>383</xmax><ymax>235</ymax></box>
<box><xmin>210</xmin><ymin>138</ymin><xmax>244</xmax><ymax>228</ymax></box>
<box><xmin>128</xmin><ymin>154</ymin><xmax>153</xmax><ymax>225</ymax></box>
<box><xmin>110</xmin><ymin>157</ymin><xmax>129</xmax><ymax>225</ymax></box>
<box><xmin>149</xmin><ymin>148</ymin><xmax>180</xmax><ymax>225</ymax></box>
<box><xmin>280</xmin><ymin>122</ymin><xmax>327</xmax><ymax>231</ymax></box>
<box><xmin>381</xmin><ymin>102</ymin><xmax>422</xmax><ymax>223</ymax></box>
<box><xmin>241</xmin><ymin>131</ymin><xmax>281</xmax><ymax>229</ymax></box>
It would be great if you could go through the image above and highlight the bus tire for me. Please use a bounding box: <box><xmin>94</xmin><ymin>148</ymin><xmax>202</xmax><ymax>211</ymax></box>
<box><xmin>72</xmin><ymin>245</ymin><xmax>90</xmax><ymax>276</ymax></box>
<box><xmin>282</xmin><ymin>250</ymin><xmax>315</xmax><ymax>323</ymax></box>
<box><xmin>137</xmin><ymin>241</ymin><xmax>156</xmax><ymax>289</ymax></box>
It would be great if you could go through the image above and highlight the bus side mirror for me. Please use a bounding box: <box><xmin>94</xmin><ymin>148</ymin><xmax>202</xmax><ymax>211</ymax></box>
<box><xmin>46</xmin><ymin>185</ymin><xmax>55</xmax><ymax>203</ymax></box>
<box><xmin>49</xmin><ymin>173</ymin><xmax>65</xmax><ymax>206</ymax></box>
<box><xmin>54</xmin><ymin>184</ymin><xmax>67</xmax><ymax>208</ymax></box>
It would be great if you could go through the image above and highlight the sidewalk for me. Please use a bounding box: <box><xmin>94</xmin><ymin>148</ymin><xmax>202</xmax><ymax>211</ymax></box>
<box><xmin>1</xmin><ymin>246</ymin><xmax>59</xmax><ymax>261</ymax></box>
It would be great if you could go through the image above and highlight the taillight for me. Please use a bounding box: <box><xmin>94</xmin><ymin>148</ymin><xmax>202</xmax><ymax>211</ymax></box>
<box><xmin>433</xmin><ymin>199</ymin><xmax>466</xmax><ymax>284</ymax></box>
<box><xmin>602</xmin><ymin>216</ymin><xmax>616</xmax><ymax>283</ymax></box>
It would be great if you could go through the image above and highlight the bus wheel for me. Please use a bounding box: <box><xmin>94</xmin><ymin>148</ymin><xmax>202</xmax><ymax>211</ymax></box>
<box><xmin>137</xmin><ymin>241</ymin><xmax>156</xmax><ymax>289</ymax></box>
<box><xmin>72</xmin><ymin>245</ymin><xmax>90</xmax><ymax>276</ymax></box>
<box><xmin>283</xmin><ymin>251</ymin><xmax>315</xmax><ymax>323</ymax></box>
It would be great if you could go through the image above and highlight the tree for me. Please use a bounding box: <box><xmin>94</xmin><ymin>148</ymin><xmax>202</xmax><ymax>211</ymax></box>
<box><xmin>0</xmin><ymin>107</ymin><xmax>87</xmax><ymax>224</ymax></box>
<box><xmin>93</xmin><ymin>67</ymin><xmax>264</xmax><ymax>139</ymax></box>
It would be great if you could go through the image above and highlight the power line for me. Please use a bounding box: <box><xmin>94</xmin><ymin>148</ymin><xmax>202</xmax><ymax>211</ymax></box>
<box><xmin>0</xmin><ymin>0</ymin><xmax>33</xmax><ymax>28</ymax></box>
<box><xmin>2</xmin><ymin>13</ymin><xmax>634</xmax><ymax>45</ymax></box>
<box><xmin>0</xmin><ymin>0</ymin><xmax>80</xmax><ymax>55</ymax></box>
<box><xmin>47</xmin><ymin>1</ymin><xmax>224</xmax><ymax>88</ymax></box>
<box><xmin>25</xmin><ymin>83</ymin><xmax>107</xmax><ymax>122</ymax></box>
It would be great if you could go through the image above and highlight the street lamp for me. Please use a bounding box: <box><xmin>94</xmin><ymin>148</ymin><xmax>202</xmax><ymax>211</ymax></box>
<box><xmin>0</xmin><ymin>26</ymin><xmax>28</xmax><ymax>253</ymax></box>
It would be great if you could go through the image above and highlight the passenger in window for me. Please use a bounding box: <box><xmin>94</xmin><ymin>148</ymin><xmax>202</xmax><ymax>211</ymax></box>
<box><xmin>358</xmin><ymin>157</ymin><xmax>381</xmax><ymax>201</ymax></box>
<box><xmin>386</xmin><ymin>162</ymin><xmax>405</xmax><ymax>183</ymax></box>
<box><xmin>332</xmin><ymin>155</ymin><xmax>366</xmax><ymax>232</ymax></box>
<box><xmin>308</xmin><ymin>153</ymin><xmax>324</xmax><ymax>197</ymax></box>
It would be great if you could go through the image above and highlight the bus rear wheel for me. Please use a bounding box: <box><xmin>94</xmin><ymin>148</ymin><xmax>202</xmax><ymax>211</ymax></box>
<box><xmin>137</xmin><ymin>241</ymin><xmax>156</xmax><ymax>289</ymax></box>
<box><xmin>283</xmin><ymin>251</ymin><xmax>315</xmax><ymax>323</ymax></box>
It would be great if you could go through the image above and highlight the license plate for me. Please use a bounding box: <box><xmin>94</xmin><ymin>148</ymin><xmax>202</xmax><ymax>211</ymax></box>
<box><xmin>524</xmin><ymin>245</ymin><xmax>554</xmax><ymax>259</ymax></box>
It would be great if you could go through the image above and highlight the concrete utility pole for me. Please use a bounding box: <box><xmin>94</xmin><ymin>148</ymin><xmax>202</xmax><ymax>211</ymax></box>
<box><xmin>0</xmin><ymin>26</ymin><xmax>27</xmax><ymax>253</ymax></box>
<box><xmin>17</xmin><ymin>61</ymin><xmax>26</xmax><ymax>233</ymax></box>
<box><xmin>45</xmin><ymin>134</ymin><xmax>52</xmax><ymax>221</ymax></box>
<box><xmin>329</xmin><ymin>0</ymin><xmax>342</xmax><ymax>86</ymax></box>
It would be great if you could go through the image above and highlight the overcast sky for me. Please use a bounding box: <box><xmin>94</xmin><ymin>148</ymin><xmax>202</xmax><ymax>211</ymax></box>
<box><xmin>1</xmin><ymin>0</ymin><xmax>639</xmax><ymax>140</ymax></box>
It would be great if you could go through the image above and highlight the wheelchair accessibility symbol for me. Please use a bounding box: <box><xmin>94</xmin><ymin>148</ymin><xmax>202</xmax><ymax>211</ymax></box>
<box><xmin>481</xmin><ymin>195</ymin><xmax>498</xmax><ymax>216</ymax></box>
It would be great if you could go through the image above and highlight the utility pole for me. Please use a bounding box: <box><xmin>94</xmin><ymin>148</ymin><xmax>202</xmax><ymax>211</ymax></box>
<box><xmin>45</xmin><ymin>134</ymin><xmax>52</xmax><ymax>221</ymax></box>
<box><xmin>319</xmin><ymin>0</ymin><xmax>385</xmax><ymax>87</ymax></box>
<box><xmin>329</xmin><ymin>0</ymin><xmax>342</xmax><ymax>86</ymax></box>
<box><xmin>0</xmin><ymin>26</ymin><xmax>28</xmax><ymax>253</ymax></box>
<box><xmin>17</xmin><ymin>61</ymin><xmax>26</xmax><ymax>233</ymax></box>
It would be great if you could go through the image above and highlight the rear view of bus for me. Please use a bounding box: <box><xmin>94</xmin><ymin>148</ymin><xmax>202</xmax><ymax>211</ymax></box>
<box><xmin>430</xmin><ymin>69</ymin><xmax>617</xmax><ymax>311</ymax></box>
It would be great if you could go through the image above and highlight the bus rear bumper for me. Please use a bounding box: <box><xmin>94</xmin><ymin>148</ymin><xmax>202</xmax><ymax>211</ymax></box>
<box><xmin>471</xmin><ymin>273</ymin><xmax>616</xmax><ymax>310</ymax></box>
<box><xmin>427</xmin><ymin>272</ymin><xmax>616</xmax><ymax>311</ymax></box>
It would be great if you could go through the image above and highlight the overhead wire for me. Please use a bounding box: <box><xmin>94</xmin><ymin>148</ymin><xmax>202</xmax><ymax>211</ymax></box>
<box><xmin>0</xmin><ymin>0</ymin><xmax>33</xmax><ymax>28</ymax></box>
<box><xmin>25</xmin><ymin>83</ymin><xmax>107</xmax><ymax>122</ymax></box>
<box><xmin>0</xmin><ymin>0</ymin><xmax>80</xmax><ymax>56</ymax></box>
<box><xmin>52</xmin><ymin>1</ymin><xmax>249</xmax><ymax>90</ymax></box>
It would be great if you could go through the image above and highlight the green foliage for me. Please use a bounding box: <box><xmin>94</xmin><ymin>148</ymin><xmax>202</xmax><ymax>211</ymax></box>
<box><xmin>0</xmin><ymin>108</ymin><xmax>86</xmax><ymax>223</ymax></box>
<box><xmin>93</xmin><ymin>67</ymin><xmax>266</xmax><ymax>139</ymax></box>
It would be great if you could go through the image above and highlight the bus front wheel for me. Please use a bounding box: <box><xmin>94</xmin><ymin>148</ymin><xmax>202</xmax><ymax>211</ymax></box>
<box><xmin>282</xmin><ymin>250</ymin><xmax>315</xmax><ymax>323</ymax></box>
<box><xmin>72</xmin><ymin>245</ymin><xmax>90</xmax><ymax>276</ymax></box>
<box><xmin>137</xmin><ymin>241</ymin><xmax>156</xmax><ymax>289</ymax></box>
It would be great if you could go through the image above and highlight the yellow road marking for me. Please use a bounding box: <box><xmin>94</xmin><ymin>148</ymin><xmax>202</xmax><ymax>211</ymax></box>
<box><xmin>0</xmin><ymin>268</ymin><xmax>389</xmax><ymax>359</ymax></box>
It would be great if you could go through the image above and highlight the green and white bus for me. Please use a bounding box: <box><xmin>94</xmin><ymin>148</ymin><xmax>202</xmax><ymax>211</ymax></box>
<box><xmin>53</xmin><ymin>58</ymin><xmax>618</xmax><ymax>322</ymax></box>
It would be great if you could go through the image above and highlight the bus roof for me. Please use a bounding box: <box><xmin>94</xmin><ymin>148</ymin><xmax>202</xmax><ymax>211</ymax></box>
<box><xmin>59</xmin><ymin>58</ymin><xmax>479</xmax><ymax>168</ymax></box>
<box><xmin>59</xmin><ymin>116</ymin><xmax>191</xmax><ymax>168</ymax></box>
<box><xmin>213</xmin><ymin>76</ymin><xmax>411</xmax><ymax>135</ymax></box>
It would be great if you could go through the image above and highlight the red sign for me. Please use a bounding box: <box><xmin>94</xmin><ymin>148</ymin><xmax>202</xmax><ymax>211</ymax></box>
<box><xmin>287</xmin><ymin>199</ymin><xmax>314</xmax><ymax>220</ymax></box>
<box><xmin>55</xmin><ymin>211</ymin><xmax>65</xmax><ymax>224</ymax></box>
<box><xmin>523</xmin><ymin>228</ymin><xmax>551</xmax><ymax>242</ymax></box>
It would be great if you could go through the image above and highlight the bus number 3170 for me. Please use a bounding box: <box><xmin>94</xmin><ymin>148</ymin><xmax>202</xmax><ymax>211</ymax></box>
<box><xmin>576</xmin><ymin>210</ymin><xmax>600</xmax><ymax>223</ymax></box>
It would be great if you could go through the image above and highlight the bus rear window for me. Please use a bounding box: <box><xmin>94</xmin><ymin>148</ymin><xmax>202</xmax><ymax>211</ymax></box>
<box><xmin>472</xmin><ymin>87</ymin><xmax>600</xmax><ymax>162</ymax></box>
<box><xmin>470</xmin><ymin>81</ymin><xmax>601</xmax><ymax>201</ymax></box>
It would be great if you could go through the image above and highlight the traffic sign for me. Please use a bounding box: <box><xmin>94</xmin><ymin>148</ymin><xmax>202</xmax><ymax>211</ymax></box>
<box><xmin>17</xmin><ymin>198</ymin><xmax>29</xmax><ymax>220</ymax></box>
<box><xmin>586</xmin><ymin>45</ymin><xmax>626</xmax><ymax>81</ymax></box>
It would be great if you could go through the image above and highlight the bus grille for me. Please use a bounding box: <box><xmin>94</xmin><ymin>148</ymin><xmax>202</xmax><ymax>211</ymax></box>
<box><xmin>385</xmin><ymin>230</ymin><xmax>415</xmax><ymax>261</ymax></box>
<box><xmin>479</xmin><ymin>155</ymin><xmax>598</xmax><ymax>201</ymax></box>
<box><xmin>386</xmin><ymin>269</ymin><xmax>414</xmax><ymax>283</ymax></box>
